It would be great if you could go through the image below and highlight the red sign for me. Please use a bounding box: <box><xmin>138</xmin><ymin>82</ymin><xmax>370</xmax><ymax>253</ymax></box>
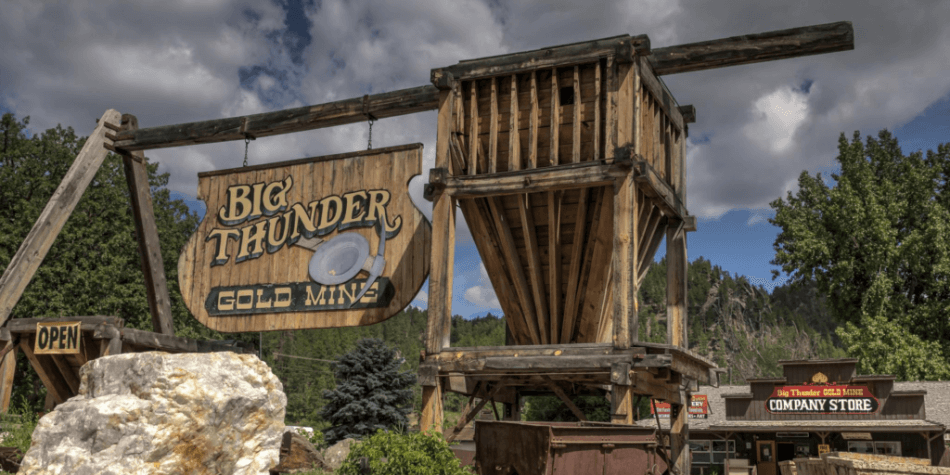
<box><xmin>766</xmin><ymin>385</ymin><xmax>879</xmax><ymax>414</ymax></box>
<box><xmin>651</xmin><ymin>395</ymin><xmax>708</xmax><ymax>418</ymax></box>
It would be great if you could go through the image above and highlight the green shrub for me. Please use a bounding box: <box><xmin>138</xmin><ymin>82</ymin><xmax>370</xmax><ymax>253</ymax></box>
<box><xmin>338</xmin><ymin>430</ymin><xmax>472</xmax><ymax>475</ymax></box>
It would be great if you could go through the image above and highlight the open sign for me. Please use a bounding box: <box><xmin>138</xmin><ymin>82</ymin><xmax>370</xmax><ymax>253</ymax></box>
<box><xmin>34</xmin><ymin>321</ymin><xmax>81</xmax><ymax>354</ymax></box>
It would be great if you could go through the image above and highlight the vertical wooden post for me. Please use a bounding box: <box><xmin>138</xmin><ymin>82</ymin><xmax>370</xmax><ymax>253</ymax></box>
<box><xmin>504</xmin><ymin>391</ymin><xmax>521</xmax><ymax>421</ymax></box>
<box><xmin>670</xmin><ymin>397</ymin><xmax>690</xmax><ymax>475</ymax></box>
<box><xmin>0</xmin><ymin>109</ymin><xmax>122</xmax><ymax>328</ymax></box>
<box><xmin>0</xmin><ymin>341</ymin><xmax>16</xmax><ymax>412</ymax></box>
<box><xmin>610</xmin><ymin>362</ymin><xmax>634</xmax><ymax>424</ymax></box>
<box><xmin>120</xmin><ymin>114</ymin><xmax>175</xmax><ymax>336</ymax></box>
<box><xmin>613</xmin><ymin>60</ymin><xmax>638</xmax><ymax>349</ymax></box>
<box><xmin>422</xmin><ymin>84</ymin><xmax>456</xmax><ymax>434</ymax></box>
<box><xmin>667</xmin><ymin>221</ymin><xmax>688</xmax><ymax>348</ymax></box>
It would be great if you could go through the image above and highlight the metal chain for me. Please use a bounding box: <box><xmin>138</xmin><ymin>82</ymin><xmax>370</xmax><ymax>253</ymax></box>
<box><xmin>367</xmin><ymin>117</ymin><xmax>375</xmax><ymax>150</ymax></box>
<box><xmin>243</xmin><ymin>136</ymin><xmax>251</xmax><ymax>167</ymax></box>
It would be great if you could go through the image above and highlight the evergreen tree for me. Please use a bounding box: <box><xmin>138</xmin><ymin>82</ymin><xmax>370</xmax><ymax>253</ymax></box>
<box><xmin>321</xmin><ymin>338</ymin><xmax>416</xmax><ymax>444</ymax></box>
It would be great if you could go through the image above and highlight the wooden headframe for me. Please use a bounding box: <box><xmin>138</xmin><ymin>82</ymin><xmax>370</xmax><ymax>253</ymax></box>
<box><xmin>424</xmin><ymin>35</ymin><xmax>693</xmax><ymax>351</ymax></box>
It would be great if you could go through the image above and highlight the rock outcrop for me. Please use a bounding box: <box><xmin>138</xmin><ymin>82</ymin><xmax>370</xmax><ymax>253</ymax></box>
<box><xmin>270</xmin><ymin>429</ymin><xmax>327</xmax><ymax>473</ymax></box>
<box><xmin>324</xmin><ymin>438</ymin><xmax>359</xmax><ymax>471</ymax></box>
<box><xmin>19</xmin><ymin>352</ymin><xmax>286</xmax><ymax>475</ymax></box>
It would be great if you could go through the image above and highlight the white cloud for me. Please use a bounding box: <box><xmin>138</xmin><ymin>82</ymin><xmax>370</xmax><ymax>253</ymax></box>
<box><xmin>412</xmin><ymin>289</ymin><xmax>428</xmax><ymax>306</ymax></box>
<box><xmin>464</xmin><ymin>263</ymin><xmax>501</xmax><ymax>309</ymax></box>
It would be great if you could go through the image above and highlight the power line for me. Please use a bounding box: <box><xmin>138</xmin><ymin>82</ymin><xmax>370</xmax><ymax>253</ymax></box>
<box><xmin>272</xmin><ymin>352</ymin><xmax>338</xmax><ymax>363</ymax></box>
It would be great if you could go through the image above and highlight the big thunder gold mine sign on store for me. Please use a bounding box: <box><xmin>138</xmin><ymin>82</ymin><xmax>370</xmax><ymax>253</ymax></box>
<box><xmin>178</xmin><ymin>144</ymin><xmax>431</xmax><ymax>332</ymax></box>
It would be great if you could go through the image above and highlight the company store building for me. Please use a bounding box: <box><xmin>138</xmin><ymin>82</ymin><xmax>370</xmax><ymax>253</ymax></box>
<box><xmin>641</xmin><ymin>359</ymin><xmax>949</xmax><ymax>474</ymax></box>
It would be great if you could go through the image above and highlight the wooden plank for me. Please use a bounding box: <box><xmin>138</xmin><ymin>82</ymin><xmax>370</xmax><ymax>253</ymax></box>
<box><xmin>420</xmin><ymin>381</ymin><xmax>444</xmax><ymax>434</ymax></box>
<box><xmin>509</xmin><ymin>75</ymin><xmax>521</xmax><ymax>171</ymax></box>
<box><xmin>638</xmin><ymin>218</ymin><xmax>668</xmax><ymax>286</ymax></box>
<box><xmin>560</xmin><ymin>189</ymin><xmax>589</xmax><ymax>344</ymax></box>
<box><xmin>613</xmin><ymin>171</ymin><xmax>637</xmax><ymax>348</ymax></box>
<box><xmin>577</xmin><ymin>188</ymin><xmax>614</xmax><ymax>343</ymax></box>
<box><xmin>432</xmin><ymin>160</ymin><xmax>631</xmax><ymax>198</ymax></box>
<box><xmin>5</xmin><ymin>316</ymin><xmax>124</xmax><ymax>334</ymax></box>
<box><xmin>529</xmin><ymin>71</ymin><xmax>539</xmax><ymax>169</ymax></box>
<box><xmin>0</xmin><ymin>341</ymin><xmax>16</xmax><ymax>412</ymax></box>
<box><xmin>20</xmin><ymin>335</ymin><xmax>70</xmax><ymax>404</ymax></box>
<box><xmin>572</xmin><ymin>66</ymin><xmax>582</xmax><ymax>163</ymax></box>
<box><xmin>489</xmin><ymin>77</ymin><xmax>499</xmax><ymax>173</ymax></box>
<box><xmin>50</xmin><ymin>354</ymin><xmax>80</xmax><ymax>394</ymax></box>
<box><xmin>488</xmin><ymin>197</ymin><xmax>541</xmax><ymax>345</ymax></box>
<box><xmin>0</xmin><ymin>109</ymin><xmax>122</xmax><ymax>328</ymax></box>
<box><xmin>547</xmin><ymin>192</ymin><xmax>562</xmax><ymax>344</ymax></box>
<box><xmin>542</xmin><ymin>375</ymin><xmax>587</xmax><ymax>421</ymax></box>
<box><xmin>667</xmin><ymin>221</ymin><xmax>688</xmax><ymax>348</ymax></box>
<box><xmin>635</xmin><ymin>160</ymin><xmax>688</xmax><ymax>219</ymax></box>
<box><xmin>119</xmin><ymin>327</ymin><xmax>198</xmax><ymax>352</ymax></box>
<box><xmin>637</xmin><ymin>57</ymin><xmax>685</xmax><ymax>134</ymax></box>
<box><xmin>446</xmin><ymin>381</ymin><xmax>509</xmax><ymax>443</ymax></box>
<box><xmin>611</xmin><ymin>384</ymin><xmax>634</xmax><ymax>424</ymax></box>
<box><xmin>650</xmin><ymin>21</ymin><xmax>854</xmax><ymax>76</ymax></box>
<box><xmin>114</xmin><ymin>86</ymin><xmax>438</xmax><ymax>152</ymax></box>
<box><xmin>119</xmin><ymin>114</ymin><xmax>174</xmax><ymax>336</ymax></box>
<box><xmin>517</xmin><ymin>194</ymin><xmax>549</xmax><ymax>343</ymax></box>
<box><xmin>550</xmin><ymin>67</ymin><xmax>560</xmax><ymax>166</ymax></box>
<box><xmin>670</xmin><ymin>401</ymin><xmax>690</xmax><ymax>475</ymax></box>
<box><xmin>594</xmin><ymin>61</ymin><xmax>602</xmax><ymax>161</ymax></box>
<box><xmin>442</xmin><ymin>355</ymin><xmax>631</xmax><ymax>373</ymax></box>
<box><xmin>434</xmin><ymin>35</ymin><xmax>648</xmax><ymax>81</ymax></box>
<box><xmin>427</xmin><ymin>89</ymin><xmax>457</xmax><ymax>355</ymax></box>
<box><xmin>469</xmin><ymin>81</ymin><xmax>479</xmax><ymax>176</ymax></box>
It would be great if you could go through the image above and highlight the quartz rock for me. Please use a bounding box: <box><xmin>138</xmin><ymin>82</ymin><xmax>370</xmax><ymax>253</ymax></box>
<box><xmin>19</xmin><ymin>352</ymin><xmax>286</xmax><ymax>475</ymax></box>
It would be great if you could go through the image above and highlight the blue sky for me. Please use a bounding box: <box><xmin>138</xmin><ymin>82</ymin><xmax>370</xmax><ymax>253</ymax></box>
<box><xmin>2</xmin><ymin>0</ymin><xmax>948</xmax><ymax>320</ymax></box>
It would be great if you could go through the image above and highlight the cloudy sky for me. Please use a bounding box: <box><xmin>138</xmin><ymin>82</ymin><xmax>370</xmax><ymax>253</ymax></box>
<box><xmin>2</xmin><ymin>0</ymin><xmax>948</xmax><ymax>319</ymax></box>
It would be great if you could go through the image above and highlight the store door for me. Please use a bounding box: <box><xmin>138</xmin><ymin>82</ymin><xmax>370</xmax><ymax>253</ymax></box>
<box><xmin>756</xmin><ymin>441</ymin><xmax>777</xmax><ymax>475</ymax></box>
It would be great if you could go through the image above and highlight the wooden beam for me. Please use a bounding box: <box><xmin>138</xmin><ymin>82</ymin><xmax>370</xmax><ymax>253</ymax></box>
<box><xmin>593</xmin><ymin>61</ymin><xmax>602</xmax><ymax>161</ymax></box>
<box><xmin>430</xmin><ymin>160</ymin><xmax>631</xmax><ymax>199</ymax></box>
<box><xmin>667</xmin><ymin>222</ymin><xmax>688</xmax><ymax>348</ymax></box>
<box><xmin>547</xmin><ymin>191</ymin><xmax>562</xmax><ymax>344</ymax></box>
<box><xmin>5</xmin><ymin>316</ymin><xmax>124</xmax><ymax>334</ymax></box>
<box><xmin>439</xmin><ymin>355</ymin><xmax>631</xmax><ymax>373</ymax></box>
<box><xmin>426</xmin><ymin>89</ymin><xmax>457</xmax><ymax>355</ymax></box>
<box><xmin>119</xmin><ymin>327</ymin><xmax>198</xmax><ymax>352</ymax></box>
<box><xmin>113</xmin><ymin>86</ymin><xmax>438</xmax><ymax>152</ymax></box>
<box><xmin>50</xmin><ymin>354</ymin><xmax>80</xmax><ymax>395</ymax></box>
<box><xmin>650</xmin><ymin>21</ymin><xmax>854</xmax><ymax>76</ymax></box>
<box><xmin>572</xmin><ymin>65</ymin><xmax>581</xmax><ymax>164</ymax></box>
<box><xmin>550</xmin><ymin>67</ymin><xmax>560</xmax><ymax>166</ymax></box>
<box><xmin>487</xmin><ymin>197</ymin><xmax>542</xmax><ymax>345</ymax></box>
<box><xmin>611</xmin><ymin>384</ymin><xmax>634</xmax><ymax>424</ymax></box>
<box><xmin>528</xmin><ymin>71</ymin><xmax>539</xmax><ymax>169</ymax></box>
<box><xmin>509</xmin><ymin>75</ymin><xmax>521</xmax><ymax>171</ymax></box>
<box><xmin>518</xmin><ymin>194</ymin><xmax>550</xmax><ymax>343</ymax></box>
<box><xmin>433</xmin><ymin>35</ymin><xmax>649</xmax><ymax>81</ymax></box>
<box><xmin>678</xmin><ymin>105</ymin><xmax>696</xmax><ymax>124</ymax></box>
<box><xmin>637</xmin><ymin>57</ymin><xmax>686</xmax><ymax>134</ymax></box>
<box><xmin>670</xmin><ymin>401</ymin><xmax>690</xmax><ymax>475</ymax></box>
<box><xmin>20</xmin><ymin>335</ymin><xmax>71</xmax><ymax>404</ymax></box>
<box><xmin>614</xmin><ymin>61</ymin><xmax>638</xmax><ymax>348</ymax></box>
<box><xmin>561</xmin><ymin>189</ymin><xmax>589</xmax><ymax>344</ymax></box>
<box><xmin>446</xmin><ymin>381</ymin><xmax>509</xmax><ymax>443</ymax></box>
<box><xmin>489</xmin><ymin>77</ymin><xmax>499</xmax><ymax>174</ymax></box>
<box><xmin>635</xmin><ymin>160</ymin><xmax>688</xmax><ymax>219</ymax></box>
<box><xmin>542</xmin><ymin>375</ymin><xmax>587</xmax><ymax>421</ymax></box>
<box><xmin>420</xmin><ymin>380</ymin><xmax>444</xmax><ymax>435</ymax></box>
<box><xmin>0</xmin><ymin>109</ymin><xmax>122</xmax><ymax>328</ymax></box>
<box><xmin>119</xmin><ymin>114</ymin><xmax>174</xmax><ymax>336</ymax></box>
<box><xmin>631</xmin><ymin>372</ymin><xmax>684</xmax><ymax>405</ymax></box>
<box><xmin>0</xmin><ymin>340</ymin><xmax>16</xmax><ymax>412</ymax></box>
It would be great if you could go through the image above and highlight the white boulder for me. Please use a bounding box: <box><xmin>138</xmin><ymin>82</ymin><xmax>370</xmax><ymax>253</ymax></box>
<box><xmin>19</xmin><ymin>351</ymin><xmax>286</xmax><ymax>475</ymax></box>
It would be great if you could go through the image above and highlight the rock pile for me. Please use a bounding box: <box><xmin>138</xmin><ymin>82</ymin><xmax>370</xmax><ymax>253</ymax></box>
<box><xmin>19</xmin><ymin>352</ymin><xmax>286</xmax><ymax>475</ymax></box>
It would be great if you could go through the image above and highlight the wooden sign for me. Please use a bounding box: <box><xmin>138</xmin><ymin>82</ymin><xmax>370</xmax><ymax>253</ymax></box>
<box><xmin>34</xmin><ymin>321</ymin><xmax>81</xmax><ymax>354</ymax></box>
<box><xmin>766</xmin><ymin>384</ymin><xmax>879</xmax><ymax>415</ymax></box>
<box><xmin>179</xmin><ymin>144</ymin><xmax>431</xmax><ymax>332</ymax></box>
<box><xmin>818</xmin><ymin>444</ymin><xmax>830</xmax><ymax>456</ymax></box>
<box><xmin>651</xmin><ymin>395</ymin><xmax>708</xmax><ymax>418</ymax></box>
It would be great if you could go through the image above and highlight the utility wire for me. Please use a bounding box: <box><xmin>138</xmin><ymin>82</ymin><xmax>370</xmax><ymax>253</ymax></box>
<box><xmin>272</xmin><ymin>352</ymin><xmax>338</xmax><ymax>363</ymax></box>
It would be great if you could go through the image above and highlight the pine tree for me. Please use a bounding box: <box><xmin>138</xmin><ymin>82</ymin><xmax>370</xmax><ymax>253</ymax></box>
<box><xmin>321</xmin><ymin>338</ymin><xmax>416</xmax><ymax>444</ymax></box>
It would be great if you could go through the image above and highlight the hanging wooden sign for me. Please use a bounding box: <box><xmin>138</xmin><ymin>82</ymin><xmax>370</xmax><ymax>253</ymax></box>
<box><xmin>179</xmin><ymin>144</ymin><xmax>431</xmax><ymax>332</ymax></box>
<box><xmin>765</xmin><ymin>384</ymin><xmax>879</xmax><ymax>415</ymax></box>
<box><xmin>34</xmin><ymin>321</ymin><xmax>81</xmax><ymax>354</ymax></box>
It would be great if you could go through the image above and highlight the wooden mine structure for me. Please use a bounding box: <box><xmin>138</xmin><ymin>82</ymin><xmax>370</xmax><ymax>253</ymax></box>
<box><xmin>0</xmin><ymin>20</ymin><xmax>853</xmax><ymax>475</ymax></box>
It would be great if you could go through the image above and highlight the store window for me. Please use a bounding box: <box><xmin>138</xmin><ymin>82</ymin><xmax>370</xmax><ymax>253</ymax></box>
<box><xmin>690</xmin><ymin>440</ymin><xmax>736</xmax><ymax>474</ymax></box>
<box><xmin>847</xmin><ymin>441</ymin><xmax>901</xmax><ymax>456</ymax></box>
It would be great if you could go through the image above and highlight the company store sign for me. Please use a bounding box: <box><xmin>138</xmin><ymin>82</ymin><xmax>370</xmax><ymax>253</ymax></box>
<box><xmin>766</xmin><ymin>385</ymin><xmax>879</xmax><ymax>415</ymax></box>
